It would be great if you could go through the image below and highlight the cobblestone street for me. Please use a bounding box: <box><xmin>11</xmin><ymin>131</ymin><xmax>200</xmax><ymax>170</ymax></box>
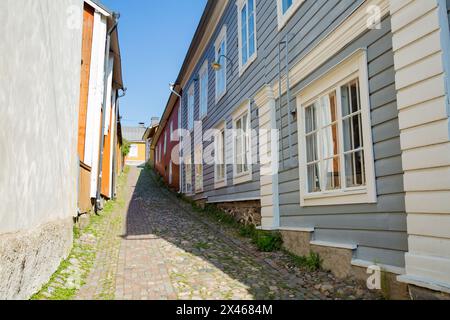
<box><xmin>72</xmin><ymin>166</ymin><xmax>381</xmax><ymax>300</ymax></box>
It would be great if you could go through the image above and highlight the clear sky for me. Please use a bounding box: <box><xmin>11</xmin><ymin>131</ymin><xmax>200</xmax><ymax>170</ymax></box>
<box><xmin>101</xmin><ymin>0</ymin><xmax>208</xmax><ymax>127</ymax></box>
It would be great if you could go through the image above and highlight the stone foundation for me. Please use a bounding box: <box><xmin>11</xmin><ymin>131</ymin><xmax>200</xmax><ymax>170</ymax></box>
<box><xmin>280</xmin><ymin>229</ymin><xmax>410</xmax><ymax>300</ymax></box>
<box><xmin>0</xmin><ymin>218</ymin><xmax>73</xmax><ymax>300</ymax></box>
<box><xmin>216</xmin><ymin>201</ymin><xmax>261</xmax><ymax>226</ymax></box>
<box><xmin>408</xmin><ymin>285</ymin><xmax>450</xmax><ymax>300</ymax></box>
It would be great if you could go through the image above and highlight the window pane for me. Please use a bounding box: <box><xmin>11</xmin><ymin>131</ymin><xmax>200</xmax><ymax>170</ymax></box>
<box><xmin>343</xmin><ymin>113</ymin><xmax>363</xmax><ymax>152</ymax></box>
<box><xmin>241</xmin><ymin>5</ymin><xmax>248</xmax><ymax>65</ymax></box>
<box><xmin>341</xmin><ymin>79</ymin><xmax>360</xmax><ymax>116</ymax></box>
<box><xmin>307</xmin><ymin>163</ymin><xmax>321</xmax><ymax>193</ymax></box>
<box><xmin>305</xmin><ymin>104</ymin><xmax>317</xmax><ymax>133</ymax></box>
<box><xmin>324</xmin><ymin>157</ymin><xmax>341</xmax><ymax>190</ymax></box>
<box><xmin>217</xmin><ymin>39</ymin><xmax>227</xmax><ymax>97</ymax></box>
<box><xmin>282</xmin><ymin>0</ymin><xmax>293</xmax><ymax>14</ymax></box>
<box><xmin>321</xmin><ymin>91</ymin><xmax>337</xmax><ymax>126</ymax></box>
<box><xmin>345</xmin><ymin>151</ymin><xmax>366</xmax><ymax>187</ymax></box>
<box><xmin>248</xmin><ymin>0</ymin><xmax>255</xmax><ymax>57</ymax></box>
<box><xmin>200</xmin><ymin>70</ymin><xmax>208</xmax><ymax>116</ymax></box>
<box><xmin>322</xmin><ymin>124</ymin><xmax>339</xmax><ymax>159</ymax></box>
<box><xmin>306</xmin><ymin>134</ymin><xmax>318</xmax><ymax>163</ymax></box>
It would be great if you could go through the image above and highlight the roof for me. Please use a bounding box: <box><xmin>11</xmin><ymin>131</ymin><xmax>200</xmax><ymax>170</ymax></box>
<box><xmin>85</xmin><ymin>0</ymin><xmax>112</xmax><ymax>16</ymax></box>
<box><xmin>143</xmin><ymin>124</ymin><xmax>159</xmax><ymax>141</ymax></box>
<box><xmin>151</xmin><ymin>0</ymin><xmax>219</xmax><ymax>150</ymax></box>
<box><xmin>174</xmin><ymin>0</ymin><xmax>217</xmax><ymax>86</ymax></box>
<box><xmin>85</xmin><ymin>0</ymin><xmax>123</xmax><ymax>89</ymax></box>
<box><xmin>122</xmin><ymin>127</ymin><xmax>147</xmax><ymax>142</ymax></box>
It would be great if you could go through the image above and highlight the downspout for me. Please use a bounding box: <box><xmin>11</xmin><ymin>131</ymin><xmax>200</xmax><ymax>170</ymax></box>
<box><xmin>111</xmin><ymin>87</ymin><xmax>126</xmax><ymax>200</ymax></box>
<box><xmin>96</xmin><ymin>13</ymin><xmax>119</xmax><ymax>212</ymax></box>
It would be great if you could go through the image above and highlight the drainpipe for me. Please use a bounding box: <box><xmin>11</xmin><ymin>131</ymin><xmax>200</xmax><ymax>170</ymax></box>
<box><xmin>96</xmin><ymin>13</ymin><xmax>119</xmax><ymax>213</ymax></box>
<box><xmin>111</xmin><ymin>87</ymin><xmax>126</xmax><ymax>200</ymax></box>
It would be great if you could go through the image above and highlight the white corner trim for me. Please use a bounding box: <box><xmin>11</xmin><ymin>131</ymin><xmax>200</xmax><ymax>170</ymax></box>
<box><xmin>278</xmin><ymin>226</ymin><xmax>315</xmax><ymax>233</ymax></box>
<box><xmin>273</xmin><ymin>0</ymin><xmax>389</xmax><ymax>98</ymax></box>
<box><xmin>351</xmin><ymin>259</ymin><xmax>406</xmax><ymax>275</ymax></box>
<box><xmin>310</xmin><ymin>240</ymin><xmax>357</xmax><ymax>250</ymax></box>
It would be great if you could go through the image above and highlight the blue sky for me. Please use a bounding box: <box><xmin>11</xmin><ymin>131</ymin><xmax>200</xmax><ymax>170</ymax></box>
<box><xmin>102</xmin><ymin>0</ymin><xmax>207</xmax><ymax>127</ymax></box>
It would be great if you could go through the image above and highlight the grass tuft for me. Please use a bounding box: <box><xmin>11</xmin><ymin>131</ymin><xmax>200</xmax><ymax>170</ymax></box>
<box><xmin>286</xmin><ymin>251</ymin><xmax>323</xmax><ymax>272</ymax></box>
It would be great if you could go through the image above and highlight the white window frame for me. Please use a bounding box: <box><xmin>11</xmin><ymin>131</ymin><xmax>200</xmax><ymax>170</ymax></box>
<box><xmin>170</xmin><ymin>120</ymin><xmax>174</xmax><ymax>141</ymax></box>
<box><xmin>215</xmin><ymin>25</ymin><xmax>227</xmax><ymax>103</ymax></box>
<box><xmin>214</xmin><ymin>121</ymin><xmax>227</xmax><ymax>189</ymax></box>
<box><xmin>169</xmin><ymin>160</ymin><xmax>173</xmax><ymax>185</ymax></box>
<box><xmin>199</xmin><ymin>60</ymin><xmax>209</xmax><ymax>119</ymax></box>
<box><xmin>164</xmin><ymin>131</ymin><xmax>167</xmax><ymax>155</ymax></box>
<box><xmin>194</xmin><ymin>145</ymin><xmax>204</xmax><ymax>193</ymax></box>
<box><xmin>237</xmin><ymin>0</ymin><xmax>257</xmax><ymax>76</ymax></box>
<box><xmin>184</xmin><ymin>155</ymin><xmax>193</xmax><ymax>195</ymax></box>
<box><xmin>297</xmin><ymin>50</ymin><xmax>376</xmax><ymax>207</ymax></box>
<box><xmin>276</xmin><ymin>0</ymin><xmax>304</xmax><ymax>31</ymax></box>
<box><xmin>187</xmin><ymin>84</ymin><xmax>195</xmax><ymax>132</ymax></box>
<box><xmin>232</xmin><ymin>100</ymin><xmax>252</xmax><ymax>185</ymax></box>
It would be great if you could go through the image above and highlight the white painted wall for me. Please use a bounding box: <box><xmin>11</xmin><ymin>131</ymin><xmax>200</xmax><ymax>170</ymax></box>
<box><xmin>0</xmin><ymin>0</ymin><xmax>82</xmax><ymax>233</ymax></box>
<box><xmin>0</xmin><ymin>0</ymin><xmax>83</xmax><ymax>299</ymax></box>
<box><xmin>390</xmin><ymin>0</ymin><xmax>450</xmax><ymax>294</ymax></box>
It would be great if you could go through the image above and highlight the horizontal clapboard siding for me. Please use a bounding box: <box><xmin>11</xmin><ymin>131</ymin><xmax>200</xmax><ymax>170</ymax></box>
<box><xmin>183</xmin><ymin>0</ymin><xmax>363</xmax><ymax>202</ymax></box>
<box><xmin>179</xmin><ymin>0</ymin><xmax>407</xmax><ymax>268</ymax></box>
<box><xmin>277</xmin><ymin>15</ymin><xmax>407</xmax><ymax>268</ymax></box>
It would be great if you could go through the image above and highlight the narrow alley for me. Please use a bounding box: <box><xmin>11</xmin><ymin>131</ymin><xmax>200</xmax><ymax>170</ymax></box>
<box><xmin>59</xmin><ymin>167</ymin><xmax>378</xmax><ymax>301</ymax></box>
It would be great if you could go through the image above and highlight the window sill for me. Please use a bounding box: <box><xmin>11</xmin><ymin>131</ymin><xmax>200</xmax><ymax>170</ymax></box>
<box><xmin>214</xmin><ymin>179</ymin><xmax>227</xmax><ymax>189</ymax></box>
<box><xmin>301</xmin><ymin>187</ymin><xmax>377</xmax><ymax>207</ymax></box>
<box><xmin>233</xmin><ymin>171</ymin><xmax>252</xmax><ymax>185</ymax></box>
<box><xmin>239</xmin><ymin>53</ymin><xmax>257</xmax><ymax>77</ymax></box>
<box><xmin>215</xmin><ymin>90</ymin><xmax>227</xmax><ymax>104</ymax></box>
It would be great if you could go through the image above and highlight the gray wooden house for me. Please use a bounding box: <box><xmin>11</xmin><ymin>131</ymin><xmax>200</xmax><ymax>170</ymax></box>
<box><xmin>167</xmin><ymin>0</ymin><xmax>450</xmax><ymax>299</ymax></box>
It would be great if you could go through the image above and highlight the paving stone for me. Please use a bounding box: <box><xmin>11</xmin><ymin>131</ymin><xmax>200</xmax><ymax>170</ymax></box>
<box><xmin>46</xmin><ymin>167</ymin><xmax>384</xmax><ymax>300</ymax></box>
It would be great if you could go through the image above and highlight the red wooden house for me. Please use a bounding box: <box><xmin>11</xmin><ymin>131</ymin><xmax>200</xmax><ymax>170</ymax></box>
<box><xmin>152</xmin><ymin>87</ymin><xmax>181</xmax><ymax>191</ymax></box>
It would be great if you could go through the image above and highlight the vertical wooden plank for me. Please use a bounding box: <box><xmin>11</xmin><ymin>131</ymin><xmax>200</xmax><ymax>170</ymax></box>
<box><xmin>77</xmin><ymin>4</ymin><xmax>95</xmax><ymax>162</ymax></box>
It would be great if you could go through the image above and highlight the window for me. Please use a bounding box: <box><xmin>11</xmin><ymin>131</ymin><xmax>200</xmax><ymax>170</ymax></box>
<box><xmin>170</xmin><ymin>120</ymin><xmax>174</xmax><ymax>140</ymax></box>
<box><xmin>237</xmin><ymin>0</ymin><xmax>257</xmax><ymax>75</ymax></box>
<box><xmin>187</xmin><ymin>84</ymin><xmax>195</xmax><ymax>131</ymax></box>
<box><xmin>232</xmin><ymin>101</ymin><xmax>252</xmax><ymax>184</ymax></box>
<box><xmin>297</xmin><ymin>51</ymin><xmax>376</xmax><ymax>206</ymax></box>
<box><xmin>169</xmin><ymin>160</ymin><xmax>173</xmax><ymax>184</ymax></box>
<box><xmin>155</xmin><ymin>146</ymin><xmax>158</xmax><ymax>163</ymax></box>
<box><xmin>185</xmin><ymin>162</ymin><xmax>193</xmax><ymax>194</ymax></box>
<box><xmin>215</xmin><ymin>26</ymin><xmax>227</xmax><ymax>102</ymax></box>
<box><xmin>129</xmin><ymin>144</ymin><xmax>138</xmax><ymax>158</ymax></box>
<box><xmin>214</xmin><ymin>122</ymin><xmax>226</xmax><ymax>188</ymax></box>
<box><xmin>164</xmin><ymin>132</ymin><xmax>167</xmax><ymax>155</ymax></box>
<box><xmin>276</xmin><ymin>0</ymin><xmax>303</xmax><ymax>30</ymax></box>
<box><xmin>195</xmin><ymin>145</ymin><xmax>203</xmax><ymax>193</ymax></box>
<box><xmin>199</xmin><ymin>60</ymin><xmax>209</xmax><ymax>118</ymax></box>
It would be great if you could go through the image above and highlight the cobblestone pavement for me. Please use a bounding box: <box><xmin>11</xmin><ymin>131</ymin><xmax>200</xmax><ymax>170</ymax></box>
<box><xmin>76</xmin><ymin>166</ymin><xmax>381</xmax><ymax>300</ymax></box>
<box><xmin>78</xmin><ymin>168</ymin><xmax>376</xmax><ymax>300</ymax></box>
